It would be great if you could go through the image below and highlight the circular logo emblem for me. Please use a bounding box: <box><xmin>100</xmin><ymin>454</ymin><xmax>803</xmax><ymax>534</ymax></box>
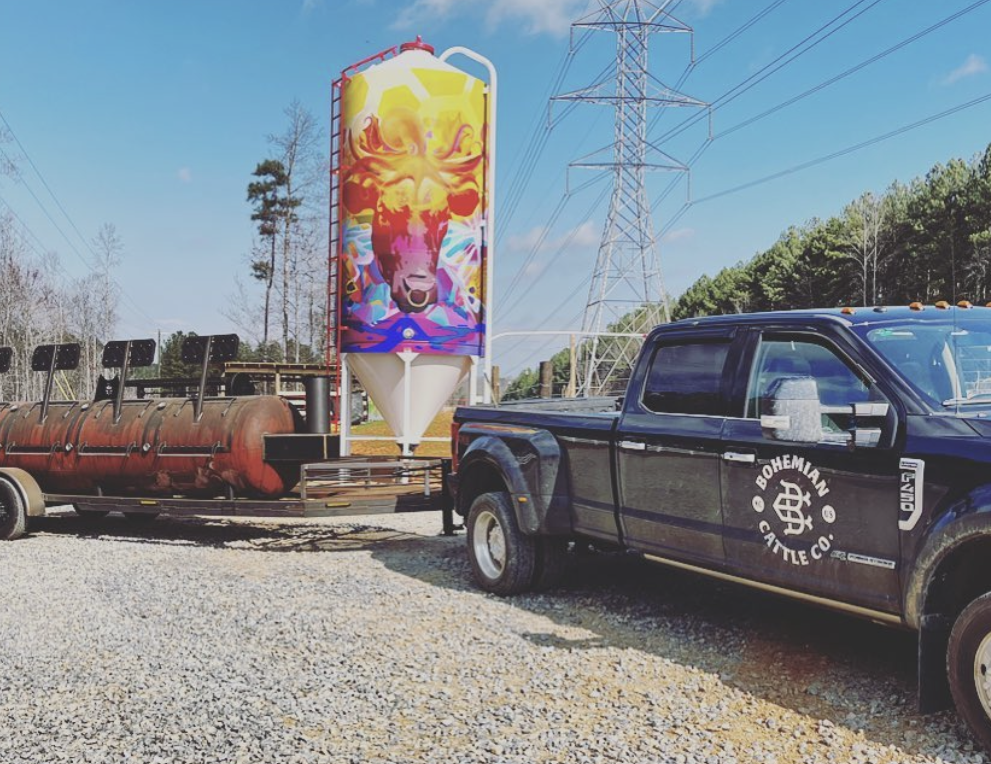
<box><xmin>753</xmin><ymin>454</ymin><xmax>835</xmax><ymax>566</ymax></box>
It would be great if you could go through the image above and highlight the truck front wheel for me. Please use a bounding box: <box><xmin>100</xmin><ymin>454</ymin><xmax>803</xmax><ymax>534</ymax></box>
<box><xmin>467</xmin><ymin>491</ymin><xmax>536</xmax><ymax>596</ymax></box>
<box><xmin>948</xmin><ymin>592</ymin><xmax>991</xmax><ymax>750</ymax></box>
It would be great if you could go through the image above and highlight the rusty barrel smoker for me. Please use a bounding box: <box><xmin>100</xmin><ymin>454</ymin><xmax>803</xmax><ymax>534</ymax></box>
<box><xmin>0</xmin><ymin>396</ymin><xmax>298</xmax><ymax>498</ymax></box>
<box><xmin>0</xmin><ymin>335</ymin><xmax>331</xmax><ymax>500</ymax></box>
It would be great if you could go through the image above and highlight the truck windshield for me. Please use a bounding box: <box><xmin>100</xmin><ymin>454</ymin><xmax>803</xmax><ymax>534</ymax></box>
<box><xmin>856</xmin><ymin>320</ymin><xmax>991</xmax><ymax>407</ymax></box>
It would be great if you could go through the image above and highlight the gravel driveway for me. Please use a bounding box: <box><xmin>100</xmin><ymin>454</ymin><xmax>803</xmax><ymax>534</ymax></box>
<box><xmin>0</xmin><ymin>508</ymin><xmax>983</xmax><ymax>764</ymax></box>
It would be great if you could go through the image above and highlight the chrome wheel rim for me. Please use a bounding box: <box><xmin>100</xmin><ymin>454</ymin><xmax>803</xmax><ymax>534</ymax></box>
<box><xmin>473</xmin><ymin>509</ymin><xmax>506</xmax><ymax>581</ymax></box>
<box><xmin>974</xmin><ymin>631</ymin><xmax>991</xmax><ymax>720</ymax></box>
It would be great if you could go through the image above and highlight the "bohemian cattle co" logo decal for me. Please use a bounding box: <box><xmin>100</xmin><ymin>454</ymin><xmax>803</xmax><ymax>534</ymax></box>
<box><xmin>752</xmin><ymin>454</ymin><xmax>835</xmax><ymax>566</ymax></box>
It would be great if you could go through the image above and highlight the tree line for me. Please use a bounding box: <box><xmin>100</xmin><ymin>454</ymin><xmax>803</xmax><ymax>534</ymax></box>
<box><xmin>0</xmin><ymin>211</ymin><xmax>123</xmax><ymax>401</ymax></box>
<box><xmin>674</xmin><ymin>143</ymin><xmax>991</xmax><ymax>319</ymax></box>
<box><xmin>504</xmin><ymin>142</ymin><xmax>991</xmax><ymax>400</ymax></box>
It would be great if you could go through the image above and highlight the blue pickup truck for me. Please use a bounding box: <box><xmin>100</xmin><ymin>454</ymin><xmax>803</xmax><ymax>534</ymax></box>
<box><xmin>451</xmin><ymin>304</ymin><xmax>991</xmax><ymax>750</ymax></box>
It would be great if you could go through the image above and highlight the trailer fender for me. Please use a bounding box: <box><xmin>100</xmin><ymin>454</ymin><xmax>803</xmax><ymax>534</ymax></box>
<box><xmin>457</xmin><ymin>428</ymin><xmax>571</xmax><ymax>536</ymax></box>
<box><xmin>0</xmin><ymin>468</ymin><xmax>45</xmax><ymax>517</ymax></box>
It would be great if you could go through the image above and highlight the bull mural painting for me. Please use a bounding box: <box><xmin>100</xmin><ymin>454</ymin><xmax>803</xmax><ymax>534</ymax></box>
<box><xmin>338</xmin><ymin>44</ymin><xmax>487</xmax><ymax>356</ymax></box>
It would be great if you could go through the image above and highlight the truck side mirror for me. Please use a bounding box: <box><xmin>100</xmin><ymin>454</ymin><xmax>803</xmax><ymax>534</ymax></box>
<box><xmin>760</xmin><ymin>377</ymin><xmax>823</xmax><ymax>444</ymax></box>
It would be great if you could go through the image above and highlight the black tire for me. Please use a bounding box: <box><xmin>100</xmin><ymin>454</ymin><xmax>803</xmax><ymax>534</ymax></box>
<box><xmin>74</xmin><ymin>506</ymin><xmax>110</xmax><ymax>520</ymax></box>
<box><xmin>948</xmin><ymin>592</ymin><xmax>991</xmax><ymax>751</ymax></box>
<box><xmin>0</xmin><ymin>478</ymin><xmax>27</xmax><ymax>541</ymax></box>
<box><xmin>466</xmin><ymin>491</ymin><xmax>537</xmax><ymax>596</ymax></box>
<box><xmin>123</xmin><ymin>512</ymin><xmax>159</xmax><ymax>523</ymax></box>
<box><xmin>533</xmin><ymin>538</ymin><xmax>569</xmax><ymax>591</ymax></box>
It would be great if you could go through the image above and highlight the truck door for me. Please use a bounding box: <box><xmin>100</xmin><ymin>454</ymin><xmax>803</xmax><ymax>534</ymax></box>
<box><xmin>616</xmin><ymin>330</ymin><xmax>737</xmax><ymax>566</ymax></box>
<box><xmin>720</xmin><ymin>331</ymin><xmax>902</xmax><ymax>613</ymax></box>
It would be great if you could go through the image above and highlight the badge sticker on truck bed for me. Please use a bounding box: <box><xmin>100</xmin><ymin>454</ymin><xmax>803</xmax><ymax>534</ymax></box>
<box><xmin>898</xmin><ymin>457</ymin><xmax>925</xmax><ymax>532</ymax></box>
<box><xmin>752</xmin><ymin>454</ymin><xmax>835</xmax><ymax>566</ymax></box>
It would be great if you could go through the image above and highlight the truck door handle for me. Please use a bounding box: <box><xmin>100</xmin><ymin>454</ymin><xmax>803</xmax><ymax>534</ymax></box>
<box><xmin>723</xmin><ymin>451</ymin><xmax>756</xmax><ymax>464</ymax></box>
<box><xmin>618</xmin><ymin>440</ymin><xmax>647</xmax><ymax>452</ymax></box>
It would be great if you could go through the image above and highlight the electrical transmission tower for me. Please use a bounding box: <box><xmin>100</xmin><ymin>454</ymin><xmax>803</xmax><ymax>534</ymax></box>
<box><xmin>554</xmin><ymin>0</ymin><xmax>707</xmax><ymax>396</ymax></box>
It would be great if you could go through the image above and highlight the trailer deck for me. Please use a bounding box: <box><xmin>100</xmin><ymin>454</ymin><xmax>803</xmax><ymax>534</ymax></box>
<box><xmin>45</xmin><ymin>457</ymin><xmax>456</xmax><ymax>535</ymax></box>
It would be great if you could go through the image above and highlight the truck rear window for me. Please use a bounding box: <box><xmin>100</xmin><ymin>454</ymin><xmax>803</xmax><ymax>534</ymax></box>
<box><xmin>642</xmin><ymin>341</ymin><xmax>730</xmax><ymax>416</ymax></box>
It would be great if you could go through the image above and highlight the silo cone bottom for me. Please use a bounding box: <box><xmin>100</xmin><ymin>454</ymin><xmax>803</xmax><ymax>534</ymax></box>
<box><xmin>347</xmin><ymin>352</ymin><xmax>471</xmax><ymax>447</ymax></box>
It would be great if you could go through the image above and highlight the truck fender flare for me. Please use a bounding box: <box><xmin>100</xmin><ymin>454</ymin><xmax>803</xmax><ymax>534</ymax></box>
<box><xmin>458</xmin><ymin>436</ymin><xmax>539</xmax><ymax>530</ymax></box>
<box><xmin>0</xmin><ymin>468</ymin><xmax>45</xmax><ymax>517</ymax></box>
<box><xmin>905</xmin><ymin>504</ymin><xmax>991</xmax><ymax>629</ymax></box>
<box><xmin>904</xmin><ymin>501</ymin><xmax>991</xmax><ymax>714</ymax></box>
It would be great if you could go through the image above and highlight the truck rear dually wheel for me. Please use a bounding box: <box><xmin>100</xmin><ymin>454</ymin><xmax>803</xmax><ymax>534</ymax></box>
<box><xmin>949</xmin><ymin>592</ymin><xmax>991</xmax><ymax>751</ymax></box>
<box><xmin>467</xmin><ymin>491</ymin><xmax>536</xmax><ymax>596</ymax></box>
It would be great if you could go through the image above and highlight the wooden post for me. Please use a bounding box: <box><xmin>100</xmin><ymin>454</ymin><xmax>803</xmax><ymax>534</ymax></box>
<box><xmin>492</xmin><ymin>365</ymin><xmax>501</xmax><ymax>404</ymax></box>
<box><xmin>566</xmin><ymin>334</ymin><xmax>577</xmax><ymax>398</ymax></box>
<box><xmin>539</xmin><ymin>360</ymin><xmax>554</xmax><ymax>399</ymax></box>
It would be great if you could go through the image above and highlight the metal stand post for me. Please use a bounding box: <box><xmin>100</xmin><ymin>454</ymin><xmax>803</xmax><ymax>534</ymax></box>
<box><xmin>399</xmin><ymin>350</ymin><xmax>416</xmax><ymax>456</ymax></box>
<box><xmin>469</xmin><ymin>356</ymin><xmax>479</xmax><ymax>405</ymax></box>
<box><xmin>340</xmin><ymin>354</ymin><xmax>352</xmax><ymax>456</ymax></box>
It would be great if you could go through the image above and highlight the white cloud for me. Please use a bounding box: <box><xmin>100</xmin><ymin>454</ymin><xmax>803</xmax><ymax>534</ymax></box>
<box><xmin>661</xmin><ymin>227</ymin><xmax>694</xmax><ymax>244</ymax></box>
<box><xmin>686</xmin><ymin>0</ymin><xmax>722</xmax><ymax>17</ymax></box>
<box><xmin>177</xmin><ymin>167</ymin><xmax>192</xmax><ymax>183</ymax></box>
<box><xmin>507</xmin><ymin>220</ymin><xmax>599</xmax><ymax>254</ymax></box>
<box><xmin>942</xmin><ymin>54</ymin><xmax>988</xmax><ymax>85</ymax></box>
<box><xmin>393</xmin><ymin>0</ymin><xmax>587</xmax><ymax>37</ymax></box>
<box><xmin>485</xmin><ymin>0</ymin><xmax>589</xmax><ymax>36</ymax></box>
<box><xmin>301</xmin><ymin>0</ymin><xmax>321</xmax><ymax>12</ymax></box>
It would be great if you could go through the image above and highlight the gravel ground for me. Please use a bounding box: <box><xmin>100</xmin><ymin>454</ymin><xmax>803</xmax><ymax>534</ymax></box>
<box><xmin>0</xmin><ymin>508</ymin><xmax>984</xmax><ymax>764</ymax></box>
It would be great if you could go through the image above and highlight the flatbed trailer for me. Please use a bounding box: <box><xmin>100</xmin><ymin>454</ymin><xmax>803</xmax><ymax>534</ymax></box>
<box><xmin>40</xmin><ymin>457</ymin><xmax>457</xmax><ymax>534</ymax></box>
<box><xmin>0</xmin><ymin>335</ymin><xmax>459</xmax><ymax>542</ymax></box>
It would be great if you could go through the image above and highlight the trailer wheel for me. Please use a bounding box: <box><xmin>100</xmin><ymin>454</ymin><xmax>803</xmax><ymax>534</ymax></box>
<box><xmin>533</xmin><ymin>538</ymin><xmax>569</xmax><ymax>591</ymax></box>
<box><xmin>123</xmin><ymin>512</ymin><xmax>159</xmax><ymax>523</ymax></box>
<box><xmin>948</xmin><ymin>592</ymin><xmax>991</xmax><ymax>750</ymax></box>
<box><xmin>74</xmin><ymin>506</ymin><xmax>109</xmax><ymax>520</ymax></box>
<box><xmin>0</xmin><ymin>477</ymin><xmax>28</xmax><ymax>541</ymax></box>
<box><xmin>467</xmin><ymin>491</ymin><xmax>536</xmax><ymax>596</ymax></box>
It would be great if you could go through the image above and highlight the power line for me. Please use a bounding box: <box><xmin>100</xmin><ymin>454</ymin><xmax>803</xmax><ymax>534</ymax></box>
<box><xmin>717</xmin><ymin>0</ymin><xmax>991</xmax><ymax>140</ymax></box>
<box><xmin>692</xmin><ymin>89</ymin><xmax>991</xmax><ymax>206</ymax></box>
<box><xmin>648</xmin><ymin>1</ymin><xmax>990</xmax><ymax>217</ymax></box>
<box><xmin>652</xmin><ymin>0</ymin><xmax>888</xmax><ymax>146</ymax></box>
<box><xmin>496</xmin><ymin>53</ymin><xmax>612</xmax><ymax>245</ymax></box>
<box><xmin>696</xmin><ymin>0</ymin><xmax>793</xmax><ymax>66</ymax></box>
<box><xmin>495</xmin><ymin>27</ymin><xmax>599</xmax><ymax>244</ymax></box>
<box><xmin>500</xmin><ymin>180</ymin><xmax>611</xmax><ymax>316</ymax></box>
<box><xmin>0</xmin><ymin>109</ymin><xmax>106</xmax><ymax>264</ymax></box>
<box><xmin>0</xmin><ymin>113</ymin><xmax>163</xmax><ymax>330</ymax></box>
<box><xmin>647</xmin><ymin>0</ymin><xmax>793</xmax><ymax>139</ymax></box>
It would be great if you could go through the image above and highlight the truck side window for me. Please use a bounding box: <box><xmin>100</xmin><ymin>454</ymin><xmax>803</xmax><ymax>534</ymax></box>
<box><xmin>642</xmin><ymin>341</ymin><xmax>730</xmax><ymax>416</ymax></box>
<box><xmin>746</xmin><ymin>338</ymin><xmax>872</xmax><ymax>433</ymax></box>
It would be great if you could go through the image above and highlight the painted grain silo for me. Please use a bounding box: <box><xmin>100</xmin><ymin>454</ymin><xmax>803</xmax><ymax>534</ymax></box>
<box><xmin>334</xmin><ymin>38</ymin><xmax>494</xmax><ymax>453</ymax></box>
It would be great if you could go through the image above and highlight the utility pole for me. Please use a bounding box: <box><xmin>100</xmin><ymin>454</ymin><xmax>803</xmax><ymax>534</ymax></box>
<box><xmin>554</xmin><ymin>0</ymin><xmax>707</xmax><ymax>396</ymax></box>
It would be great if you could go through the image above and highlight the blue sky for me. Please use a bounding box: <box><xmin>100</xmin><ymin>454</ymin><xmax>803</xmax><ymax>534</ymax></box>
<box><xmin>1</xmin><ymin>0</ymin><xmax>990</xmax><ymax>377</ymax></box>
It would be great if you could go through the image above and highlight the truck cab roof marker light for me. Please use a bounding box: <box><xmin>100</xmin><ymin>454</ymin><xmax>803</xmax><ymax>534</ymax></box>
<box><xmin>958</xmin><ymin>301</ymin><xmax>974</xmax><ymax>309</ymax></box>
<box><xmin>935</xmin><ymin>301</ymin><xmax>950</xmax><ymax>309</ymax></box>
<box><xmin>909</xmin><ymin>302</ymin><xmax>925</xmax><ymax>311</ymax></box>
<box><xmin>840</xmin><ymin>307</ymin><xmax>856</xmax><ymax>315</ymax></box>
